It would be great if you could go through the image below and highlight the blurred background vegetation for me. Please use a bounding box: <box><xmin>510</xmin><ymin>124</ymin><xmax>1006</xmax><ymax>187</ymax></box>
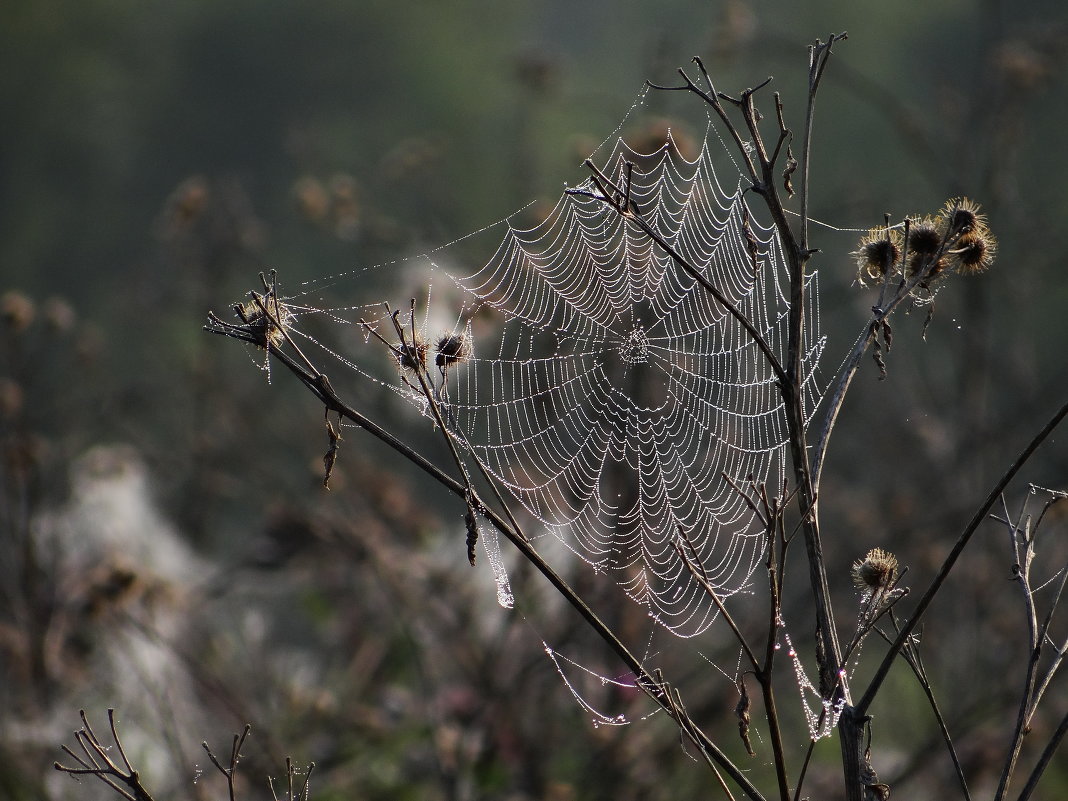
<box><xmin>3</xmin><ymin>0</ymin><xmax>1067</xmax><ymax>799</ymax></box>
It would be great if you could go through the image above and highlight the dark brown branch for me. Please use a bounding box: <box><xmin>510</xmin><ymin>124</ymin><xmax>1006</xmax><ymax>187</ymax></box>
<box><xmin>856</xmin><ymin>397</ymin><xmax>1068</xmax><ymax>717</ymax></box>
<box><xmin>54</xmin><ymin>710</ymin><xmax>156</xmax><ymax>801</ymax></box>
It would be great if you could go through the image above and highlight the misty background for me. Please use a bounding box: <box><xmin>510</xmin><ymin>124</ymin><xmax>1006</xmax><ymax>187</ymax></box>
<box><xmin>3</xmin><ymin>1</ymin><xmax>1067</xmax><ymax>799</ymax></box>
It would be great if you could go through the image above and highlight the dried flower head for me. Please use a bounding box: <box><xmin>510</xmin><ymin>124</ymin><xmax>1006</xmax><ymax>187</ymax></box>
<box><xmin>853</xmin><ymin>228</ymin><xmax>902</xmax><ymax>285</ymax></box>
<box><xmin>938</xmin><ymin>197</ymin><xmax>987</xmax><ymax>239</ymax></box>
<box><xmin>852</xmin><ymin>548</ymin><xmax>898</xmax><ymax>591</ymax></box>
<box><xmin>953</xmin><ymin>231</ymin><xmax>998</xmax><ymax>275</ymax></box>
<box><xmin>397</xmin><ymin>337</ymin><xmax>429</xmax><ymax>375</ymax></box>
<box><xmin>907</xmin><ymin>217</ymin><xmax>943</xmax><ymax>257</ymax></box>
<box><xmin>435</xmin><ymin>331</ymin><xmax>472</xmax><ymax>371</ymax></box>
<box><xmin>236</xmin><ymin>293</ymin><xmax>292</xmax><ymax>350</ymax></box>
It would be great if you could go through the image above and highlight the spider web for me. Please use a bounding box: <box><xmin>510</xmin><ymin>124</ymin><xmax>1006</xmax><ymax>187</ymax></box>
<box><xmin>421</xmin><ymin>125</ymin><xmax>826</xmax><ymax>638</ymax></box>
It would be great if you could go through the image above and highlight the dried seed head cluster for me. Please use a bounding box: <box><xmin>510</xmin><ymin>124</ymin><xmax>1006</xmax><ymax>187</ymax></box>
<box><xmin>236</xmin><ymin>292</ymin><xmax>292</xmax><ymax>350</ymax></box>
<box><xmin>851</xmin><ymin>548</ymin><xmax>899</xmax><ymax>592</ymax></box>
<box><xmin>852</xmin><ymin>198</ymin><xmax>996</xmax><ymax>292</ymax></box>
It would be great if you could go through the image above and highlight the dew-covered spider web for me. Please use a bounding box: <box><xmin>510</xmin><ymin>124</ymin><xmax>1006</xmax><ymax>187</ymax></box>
<box><xmin>434</xmin><ymin>126</ymin><xmax>821</xmax><ymax>636</ymax></box>
<box><xmin>285</xmin><ymin>111</ymin><xmax>826</xmax><ymax>640</ymax></box>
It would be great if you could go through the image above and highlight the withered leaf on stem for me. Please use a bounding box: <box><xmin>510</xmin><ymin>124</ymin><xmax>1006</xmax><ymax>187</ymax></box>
<box><xmin>323</xmin><ymin>416</ymin><xmax>341</xmax><ymax>489</ymax></box>
<box><xmin>464</xmin><ymin>503</ymin><xmax>479</xmax><ymax>566</ymax></box>
<box><xmin>783</xmin><ymin>146</ymin><xmax>797</xmax><ymax>197</ymax></box>
<box><xmin>735</xmin><ymin>676</ymin><xmax>755</xmax><ymax>757</ymax></box>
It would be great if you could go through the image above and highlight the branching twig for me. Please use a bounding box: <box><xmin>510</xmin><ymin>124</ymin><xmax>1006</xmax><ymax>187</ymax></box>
<box><xmin>54</xmin><ymin>710</ymin><xmax>156</xmax><ymax>801</ymax></box>
<box><xmin>857</xmin><ymin>397</ymin><xmax>1068</xmax><ymax>718</ymax></box>
<box><xmin>202</xmin><ymin>724</ymin><xmax>252</xmax><ymax>801</ymax></box>
<box><xmin>269</xmin><ymin>757</ymin><xmax>316</xmax><ymax>801</ymax></box>
<box><xmin>873</xmin><ymin>616</ymin><xmax>972</xmax><ymax>801</ymax></box>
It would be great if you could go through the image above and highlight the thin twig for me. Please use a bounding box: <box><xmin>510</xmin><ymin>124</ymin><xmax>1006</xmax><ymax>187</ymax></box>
<box><xmin>571</xmin><ymin>158</ymin><xmax>788</xmax><ymax>389</ymax></box>
<box><xmin>54</xmin><ymin>710</ymin><xmax>156</xmax><ymax>801</ymax></box>
<box><xmin>1016</xmin><ymin>708</ymin><xmax>1068</xmax><ymax>801</ymax></box>
<box><xmin>674</xmin><ymin>531</ymin><xmax>759</xmax><ymax>672</ymax></box>
<box><xmin>857</xmin><ymin>397</ymin><xmax>1068</xmax><ymax>717</ymax></box>
<box><xmin>874</xmin><ymin>617</ymin><xmax>972</xmax><ymax>801</ymax></box>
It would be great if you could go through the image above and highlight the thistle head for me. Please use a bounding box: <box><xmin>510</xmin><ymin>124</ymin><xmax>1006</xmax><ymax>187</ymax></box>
<box><xmin>435</xmin><ymin>331</ymin><xmax>472</xmax><ymax>371</ymax></box>
<box><xmin>853</xmin><ymin>228</ymin><xmax>902</xmax><ymax>285</ymax></box>
<box><xmin>397</xmin><ymin>337</ymin><xmax>429</xmax><ymax>375</ymax></box>
<box><xmin>852</xmin><ymin>548</ymin><xmax>899</xmax><ymax>593</ymax></box>
<box><xmin>938</xmin><ymin>197</ymin><xmax>987</xmax><ymax>239</ymax></box>
<box><xmin>953</xmin><ymin>231</ymin><xmax>998</xmax><ymax>275</ymax></box>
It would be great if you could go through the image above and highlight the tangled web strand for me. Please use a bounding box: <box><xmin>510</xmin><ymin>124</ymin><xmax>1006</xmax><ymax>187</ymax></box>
<box><xmin>435</xmin><ymin>128</ymin><xmax>824</xmax><ymax>637</ymax></box>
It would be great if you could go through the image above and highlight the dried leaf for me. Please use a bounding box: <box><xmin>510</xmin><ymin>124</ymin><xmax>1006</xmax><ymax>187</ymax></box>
<box><xmin>465</xmin><ymin>502</ymin><xmax>479</xmax><ymax>566</ymax></box>
<box><xmin>323</xmin><ymin>417</ymin><xmax>341</xmax><ymax>489</ymax></box>
<box><xmin>783</xmin><ymin>146</ymin><xmax>797</xmax><ymax>197</ymax></box>
<box><xmin>921</xmin><ymin>301</ymin><xmax>936</xmax><ymax>341</ymax></box>
<box><xmin>741</xmin><ymin>207</ymin><xmax>760</xmax><ymax>271</ymax></box>
<box><xmin>871</xmin><ymin>321</ymin><xmax>887</xmax><ymax>380</ymax></box>
<box><xmin>735</xmin><ymin>676</ymin><xmax>755</xmax><ymax>756</ymax></box>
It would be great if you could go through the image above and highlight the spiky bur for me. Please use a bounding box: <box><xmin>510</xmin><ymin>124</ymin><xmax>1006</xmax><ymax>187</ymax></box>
<box><xmin>853</xmin><ymin>197</ymin><xmax>995</xmax><ymax>297</ymax></box>
<box><xmin>396</xmin><ymin>337</ymin><xmax>429</xmax><ymax>376</ymax></box>
<box><xmin>853</xmin><ymin>228</ymin><xmax>902</xmax><ymax>286</ymax></box>
<box><xmin>906</xmin><ymin>216</ymin><xmax>944</xmax><ymax>278</ymax></box>
<box><xmin>852</xmin><ymin>548</ymin><xmax>904</xmax><ymax>634</ymax></box>
<box><xmin>434</xmin><ymin>332</ymin><xmax>472</xmax><ymax>373</ymax></box>
<box><xmin>951</xmin><ymin>230</ymin><xmax>998</xmax><ymax>275</ymax></box>
<box><xmin>939</xmin><ymin>197</ymin><xmax>987</xmax><ymax>238</ymax></box>
<box><xmin>852</xmin><ymin>548</ymin><xmax>899</xmax><ymax>593</ymax></box>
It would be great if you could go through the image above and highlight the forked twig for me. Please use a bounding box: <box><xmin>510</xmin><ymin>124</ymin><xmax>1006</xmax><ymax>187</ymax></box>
<box><xmin>54</xmin><ymin>710</ymin><xmax>156</xmax><ymax>801</ymax></box>
<box><xmin>873</xmin><ymin>615</ymin><xmax>972</xmax><ymax>801</ymax></box>
<box><xmin>202</xmin><ymin>724</ymin><xmax>252</xmax><ymax>801</ymax></box>
<box><xmin>269</xmin><ymin>757</ymin><xmax>316</xmax><ymax>801</ymax></box>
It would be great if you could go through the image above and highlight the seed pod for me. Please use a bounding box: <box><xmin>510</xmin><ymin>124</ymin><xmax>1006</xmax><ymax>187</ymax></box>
<box><xmin>852</xmin><ymin>548</ymin><xmax>899</xmax><ymax>591</ymax></box>
<box><xmin>435</xmin><ymin>332</ymin><xmax>472</xmax><ymax>371</ymax></box>
<box><xmin>853</xmin><ymin>228</ymin><xmax>902</xmax><ymax>286</ymax></box>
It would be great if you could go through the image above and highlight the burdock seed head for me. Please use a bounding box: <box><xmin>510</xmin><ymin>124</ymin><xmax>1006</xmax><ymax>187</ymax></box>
<box><xmin>953</xmin><ymin>231</ymin><xmax>998</xmax><ymax>275</ymax></box>
<box><xmin>908</xmin><ymin>216</ymin><xmax>943</xmax><ymax>257</ymax></box>
<box><xmin>853</xmin><ymin>228</ymin><xmax>902</xmax><ymax>285</ymax></box>
<box><xmin>939</xmin><ymin>197</ymin><xmax>987</xmax><ymax>239</ymax></box>
<box><xmin>434</xmin><ymin>331</ymin><xmax>472</xmax><ymax>370</ymax></box>
<box><xmin>237</xmin><ymin>293</ymin><xmax>292</xmax><ymax>350</ymax></box>
<box><xmin>397</xmin><ymin>337</ymin><xmax>429</xmax><ymax>375</ymax></box>
<box><xmin>852</xmin><ymin>548</ymin><xmax>899</xmax><ymax>592</ymax></box>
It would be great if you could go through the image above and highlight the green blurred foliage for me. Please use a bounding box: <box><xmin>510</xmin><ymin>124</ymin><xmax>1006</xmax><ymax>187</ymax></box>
<box><xmin>2</xmin><ymin>0</ymin><xmax>1068</xmax><ymax>799</ymax></box>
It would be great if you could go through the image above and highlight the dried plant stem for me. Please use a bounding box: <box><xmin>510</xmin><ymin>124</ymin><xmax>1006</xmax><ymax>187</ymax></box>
<box><xmin>202</xmin><ymin>724</ymin><xmax>252</xmax><ymax>801</ymax></box>
<box><xmin>1017</xmin><ymin>710</ymin><xmax>1068</xmax><ymax>801</ymax></box>
<box><xmin>874</xmin><ymin>620</ymin><xmax>972</xmax><ymax>801</ymax></box>
<box><xmin>205</xmin><ymin>327</ymin><xmax>769</xmax><ymax>801</ymax></box>
<box><xmin>857</xmin><ymin>397</ymin><xmax>1068</xmax><ymax>718</ymax></box>
<box><xmin>54</xmin><ymin>710</ymin><xmax>156</xmax><ymax>801</ymax></box>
